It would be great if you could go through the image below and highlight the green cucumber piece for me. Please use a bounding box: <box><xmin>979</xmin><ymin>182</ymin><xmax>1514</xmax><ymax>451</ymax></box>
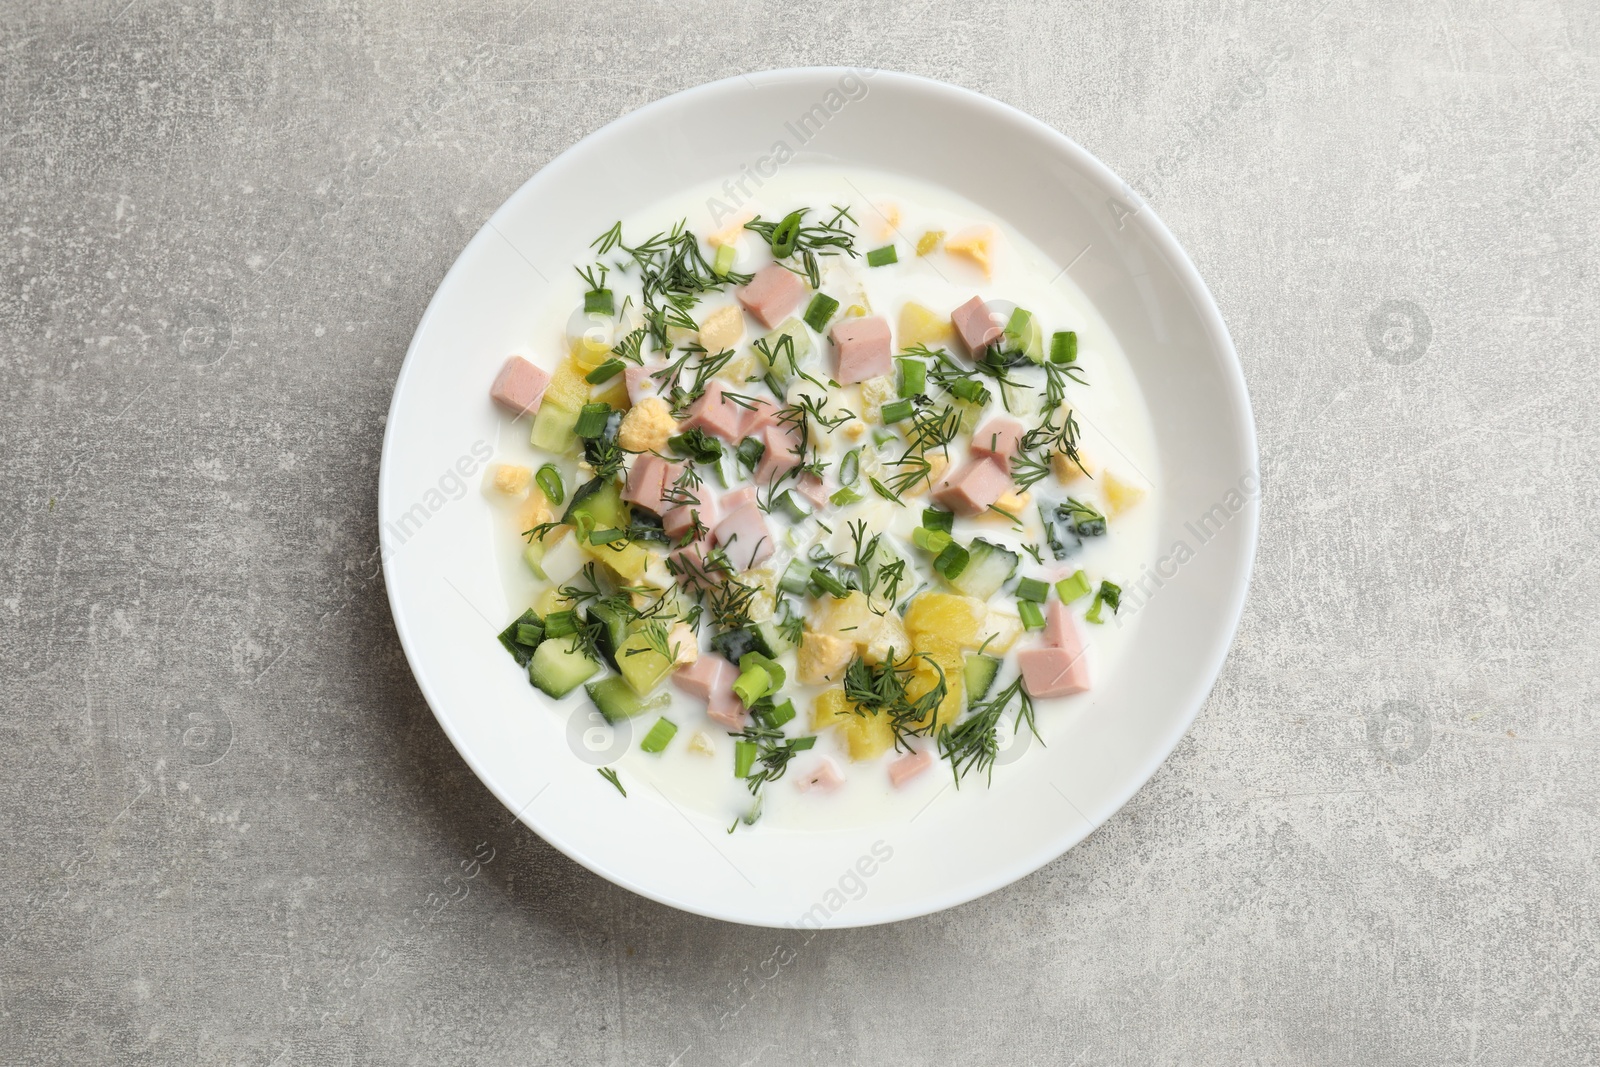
<box><xmin>585</xmin><ymin>675</ymin><xmax>668</xmax><ymax>724</ymax></box>
<box><xmin>530</xmin><ymin>402</ymin><xmax>580</xmax><ymax>455</ymax></box>
<box><xmin>529</xmin><ymin>637</ymin><xmax>601</xmax><ymax>698</ymax></box>
<box><xmin>496</xmin><ymin>609</ymin><xmax>544</xmax><ymax>667</ymax></box>
<box><xmin>587</xmin><ymin>601</ymin><xmax>630</xmax><ymax>670</ymax></box>
<box><xmin>950</xmin><ymin>538</ymin><xmax>1018</xmax><ymax>600</ymax></box>
<box><xmin>749</xmin><ymin>620</ymin><xmax>795</xmax><ymax>659</ymax></box>
<box><xmin>964</xmin><ymin>653</ymin><xmax>1002</xmax><ymax>703</ymax></box>
<box><xmin>562</xmin><ymin>476</ymin><xmax>627</xmax><ymax>534</ymax></box>
<box><xmin>757</xmin><ymin>317</ymin><xmax>813</xmax><ymax>381</ymax></box>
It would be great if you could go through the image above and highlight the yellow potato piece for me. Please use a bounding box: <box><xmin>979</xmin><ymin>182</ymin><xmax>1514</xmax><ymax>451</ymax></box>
<box><xmin>798</xmin><ymin>631</ymin><xmax>854</xmax><ymax>684</ymax></box>
<box><xmin>945</xmin><ymin>226</ymin><xmax>996</xmax><ymax>278</ymax></box>
<box><xmin>978</xmin><ymin>610</ymin><xmax>1024</xmax><ymax>654</ymax></box>
<box><xmin>1104</xmin><ymin>469</ymin><xmax>1148</xmax><ymax>517</ymax></box>
<box><xmin>812</xmin><ymin>590</ymin><xmax>874</xmax><ymax>637</ymax></box>
<box><xmin>859</xmin><ymin>611</ymin><xmax>909</xmax><ymax>665</ymax></box>
<box><xmin>916</xmin><ymin>230</ymin><xmax>945</xmax><ymax>256</ymax></box>
<box><xmin>544</xmin><ymin>356</ymin><xmax>591</xmax><ymax>412</ymax></box>
<box><xmin>904</xmin><ymin>658</ymin><xmax>962</xmax><ymax>733</ymax></box>
<box><xmin>585</xmin><ymin>539</ymin><xmax>652</xmax><ymax>583</ymax></box>
<box><xmin>898</xmin><ymin>301</ymin><xmax>955</xmax><ymax>350</ymax></box>
<box><xmin>872</xmin><ymin>202</ymin><xmax>902</xmax><ymax>240</ymax></box>
<box><xmin>697</xmin><ymin>304</ymin><xmax>744</xmax><ymax>354</ymax></box>
<box><xmin>1053</xmin><ymin>447</ymin><xmax>1097</xmax><ymax>484</ymax></box>
<box><xmin>841</xmin><ymin>711</ymin><xmax>895</xmax><ymax>760</ymax></box>
<box><xmin>903</xmin><ymin>593</ymin><xmax>986</xmax><ymax>647</ymax></box>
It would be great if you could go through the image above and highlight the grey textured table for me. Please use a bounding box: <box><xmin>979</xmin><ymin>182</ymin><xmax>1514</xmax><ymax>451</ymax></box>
<box><xmin>4</xmin><ymin>2</ymin><xmax>1597</xmax><ymax>1064</ymax></box>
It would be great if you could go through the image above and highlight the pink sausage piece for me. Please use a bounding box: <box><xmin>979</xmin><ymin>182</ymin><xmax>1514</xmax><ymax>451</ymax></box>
<box><xmin>737</xmin><ymin>264</ymin><xmax>807</xmax><ymax>329</ymax></box>
<box><xmin>738</xmin><ymin>397</ymin><xmax>780</xmax><ymax>438</ymax></box>
<box><xmin>674</xmin><ymin>655</ymin><xmax>728</xmax><ymax>700</ymax></box>
<box><xmin>711</xmin><ymin>503</ymin><xmax>774</xmax><ymax>572</ymax></box>
<box><xmin>489</xmin><ymin>356</ymin><xmax>551</xmax><ymax>418</ymax></box>
<box><xmin>971</xmin><ymin>415</ymin><xmax>1026</xmax><ymax>472</ymax></box>
<box><xmin>663</xmin><ymin>492</ymin><xmax>718</xmax><ymax>542</ymax></box>
<box><xmin>830</xmin><ymin>315</ymin><xmax>893</xmax><ymax>385</ymax></box>
<box><xmin>951</xmin><ymin>296</ymin><xmax>1003</xmax><ymax>356</ymax></box>
<box><xmin>796</xmin><ymin>474</ymin><xmax>830</xmax><ymax>509</ymax></box>
<box><xmin>720</xmin><ymin>486</ymin><xmax>758</xmax><ymax>514</ymax></box>
<box><xmin>706</xmin><ymin>684</ymin><xmax>750</xmax><ymax>730</ymax></box>
<box><xmin>796</xmin><ymin>758</ymin><xmax>844</xmax><ymax>793</ymax></box>
<box><xmin>682</xmin><ymin>380</ymin><xmax>747</xmax><ymax>443</ymax></box>
<box><xmin>888</xmin><ymin>749</ymin><xmax>933</xmax><ymax>788</ymax></box>
<box><xmin>932</xmin><ymin>456</ymin><xmax>1013</xmax><ymax>517</ymax></box>
<box><xmin>622</xmin><ymin>454</ymin><xmax>683</xmax><ymax>515</ymax></box>
<box><xmin>1016</xmin><ymin>646</ymin><xmax>1091</xmax><ymax>698</ymax></box>
<box><xmin>755</xmin><ymin>422</ymin><xmax>802</xmax><ymax>485</ymax></box>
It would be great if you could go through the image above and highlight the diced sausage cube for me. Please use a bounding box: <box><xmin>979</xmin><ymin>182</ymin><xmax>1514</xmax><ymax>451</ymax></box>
<box><xmin>971</xmin><ymin>415</ymin><xmax>1025</xmax><ymax>472</ymax></box>
<box><xmin>795</xmin><ymin>758</ymin><xmax>844</xmax><ymax>793</ymax></box>
<box><xmin>489</xmin><ymin>355</ymin><xmax>551</xmax><ymax>417</ymax></box>
<box><xmin>830</xmin><ymin>316</ymin><xmax>892</xmax><ymax>385</ymax></box>
<box><xmin>663</xmin><ymin>491</ymin><xmax>718</xmax><ymax>542</ymax></box>
<box><xmin>711</xmin><ymin>503</ymin><xmax>774</xmax><ymax>572</ymax></box>
<box><xmin>621</xmin><ymin>454</ymin><xmax>683</xmax><ymax>515</ymax></box>
<box><xmin>682</xmin><ymin>380</ymin><xmax>747</xmax><ymax>443</ymax></box>
<box><xmin>674</xmin><ymin>655</ymin><xmax>729</xmax><ymax>699</ymax></box>
<box><xmin>888</xmin><ymin>749</ymin><xmax>933</xmax><ymax>788</ymax></box>
<box><xmin>932</xmin><ymin>456</ymin><xmax>1013</xmax><ymax>517</ymax></box>
<box><xmin>951</xmin><ymin>296</ymin><xmax>1002</xmax><ymax>356</ymax></box>
<box><xmin>737</xmin><ymin>264</ymin><xmax>807</xmax><ymax>329</ymax></box>
<box><xmin>755</xmin><ymin>422</ymin><xmax>802</xmax><ymax>485</ymax></box>
<box><xmin>1016</xmin><ymin>646</ymin><xmax>1091</xmax><ymax>698</ymax></box>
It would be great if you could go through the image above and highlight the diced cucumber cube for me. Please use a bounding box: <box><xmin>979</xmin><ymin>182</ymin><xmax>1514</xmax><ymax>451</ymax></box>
<box><xmin>530</xmin><ymin>402</ymin><xmax>580</xmax><ymax>455</ymax></box>
<box><xmin>528</xmin><ymin>637</ymin><xmax>601</xmax><ymax>698</ymax></box>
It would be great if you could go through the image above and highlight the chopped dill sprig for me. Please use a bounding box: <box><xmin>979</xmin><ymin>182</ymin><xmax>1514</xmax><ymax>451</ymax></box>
<box><xmin>597</xmin><ymin>767</ymin><xmax>627</xmax><ymax>797</ymax></box>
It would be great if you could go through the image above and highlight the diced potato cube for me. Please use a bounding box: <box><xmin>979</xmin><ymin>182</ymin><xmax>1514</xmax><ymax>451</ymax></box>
<box><xmin>859</xmin><ymin>611</ymin><xmax>909</xmax><ymax>664</ymax></box>
<box><xmin>987</xmin><ymin>489</ymin><xmax>1031</xmax><ymax>516</ymax></box>
<box><xmin>904</xmin><ymin>653</ymin><xmax>963</xmax><ymax>733</ymax></box>
<box><xmin>916</xmin><ymin>230</ymin><xmax>945</xmax><ymax>256</ymax></box>
<box><xmin>901</xmin><ymin>452</ymin><xmax>948</xmax><ymax>497</ymax></box>
<box><xmin>585</xmin><ymin>540</ymin><xmax>653</xmax><ymax>583</ymax></box>
<box><xmin>1053</xmin><ymin>434</ymin><xmax>1098</xmax><ymax>484</ymax></box>
<box><xmin>898</xmin><ymin>301</ymin><xmax>955</xmax><ymax>349</ymax></box>
<box><xmin>545</xmin><ymin>356</ymin><xmax>591</xmax><ymax>412</ymax></box>
<box><xmin>840</xmin><ymin>711</ymin><xmax>895</xmax><ymax>760</ymax></box>
<box><xmin>618</xmin><ymin>395</ymin><xmax>678</xmax><ymax>454</ymax></box>
<box><xmin>798</xmin><ymin>631</ymin><xmax>854</xmax><ymax>684</ymax></box>
<box><xmin>812</xmin><ymin>590</ymin><xmax>874</xmax><ymax>636</ymax></box>
<box><xmin>903</xmin><ymin>593</ymin><xmax>986</xmax><ymax>647</ymax></box>
<box><xmin>668</xmin><ymin>622</ymin><xmax>699</xmax><ymax>668</ymax></box>
<box><xmin>697</xmin><ymin>304</ymin><xmax>744</xmax><ymax>354</ymax></box>
<box><xmin>569</xmin><ymin>334</ymin><xmax>612</xmax><ymax>370</ymax></box>
<box><xmin>811</xmin><ymin>687</ymin><xmax>853</xmax><ymax>731</ymax></box>
<box><xmin>978</xmin><ymin>609</ymin><xmax>1024</xmax><ymax>653</ymax></box>
<box><xmin>1104</xmin><ymin>469</ymin><xmax>1148</xmax><ymax>517</ymax></box>
<box><xmin>945</xmin><ymin>226</ymin><xmax>996</xmax><ymax>278</ymax></box>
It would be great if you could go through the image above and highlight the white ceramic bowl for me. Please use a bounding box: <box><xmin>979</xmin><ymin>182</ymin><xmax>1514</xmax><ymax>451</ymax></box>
<box><xmin>380</xmin><ymin>68</ymin><xmax>1258</xmax><ymax>928</ymax></box>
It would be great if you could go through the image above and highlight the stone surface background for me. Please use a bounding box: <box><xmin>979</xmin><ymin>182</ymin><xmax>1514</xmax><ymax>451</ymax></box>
<box><xmin>3</xmin><ymin>1</ymin><xmax>1597</xmax><ymax>1064</ymax></box>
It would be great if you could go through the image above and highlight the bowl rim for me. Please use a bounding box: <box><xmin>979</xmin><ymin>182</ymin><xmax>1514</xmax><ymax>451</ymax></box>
<box><xmin>380</xmin><ymin>66</ymin><xmax>1260</xmax><ymax>927</ymax></box>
